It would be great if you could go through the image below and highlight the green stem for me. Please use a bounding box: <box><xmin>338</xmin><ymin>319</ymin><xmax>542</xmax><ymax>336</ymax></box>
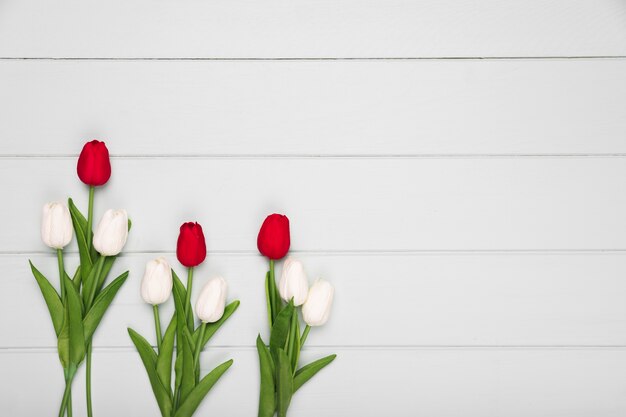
<box><xmin>300</xmin><ymin>325</ymin><xmax>311</xmax><ymax>346</ymax></box>
<box><xmin>57</xmin><ymin>249</ymin><xmax>66</xmax><ymax>302</ymax></box>
<box><xmin>58</xmin><ymin>381</ymin><xmax>72</xmax><ymax>417</ymax></box>
<box><xmin>193</xmin><ymin>322</ymin><xmax>207</xmax><ymax>383</ymax></box>
<box><xmin>67</xmin><ymin>390</ymin><xmax>72</xmax><ymax>417</ymax></box>
<box><xmin>184</xmin><ymin>267</ymin><xmax>194</xmax><ymax>325</ymax></box>
<box><xmin>265</xmin><ymin>271</ymin><xmax>273</xmax><ymax>329</ymax></box>
<box><xmin>153</xmin><ymin>304</ymin><xmax>162</xmax><ymax>352</ymax></box>
<box><xmin>86</xmin><ymin>185</ymin><xmax>95</xmax><ymax>251</ymax></box>
<box><xmin>269</xmin><ymin>260</ymin><xmax>278</xmax><ymax>321</ymax></box>
<box><xmin>86</xmin><ymin>343</ymin><xmax>93</xmax><ymax>417</ymax></box>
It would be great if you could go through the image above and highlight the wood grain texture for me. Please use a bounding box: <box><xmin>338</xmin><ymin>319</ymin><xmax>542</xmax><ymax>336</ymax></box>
<box><xmin>6</xmin><ymin>252</ymin><xmax>626</xmax><ymax>349</ymax></box>
<box><xmin>1</xmin><ymin>157</ymin><xmax>625</xmax><ymax>252</ymax></box>
<box><xmin>1</xmin><ymin>59</ymin><xmax>626</xmax><ymax>156</ymax></box>
<box><xmin>0</xmin><ymin>1</ymin><xmax>625</xmax><ymax>58</ymax></box>
<box><xmin>4</xmin><ymin>347</ymin><xmax>626</xmax><ymax>416</ymax></box>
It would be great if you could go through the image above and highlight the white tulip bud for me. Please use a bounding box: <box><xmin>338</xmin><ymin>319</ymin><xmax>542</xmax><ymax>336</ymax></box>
<box><xmin>140</xmin><ymin>257</ymin><xmax>173</xmax><ymax>305</ymax></box>
<box><xmin>93</xmin><ymin>209</ymin><xmax>128</xmax><ymax>256</ymax></box>
<box><xmin>195</xmin><ymin>277</ymin><xmax>228</xmax><ymax>323</ymax></box>
<box><xmin>302</xmin><ymin>279</ymin><xmax>334</xmax><ymax>327</ymax></box>
<box><xmin>41</xmin><ymin>202</ymin><xmax>73</xmax><ymax>249</ymax></box>
<box><xmin>278</xmin><ymin>258</ymin><xmax>309</xmax><ymax>306</ymax></box>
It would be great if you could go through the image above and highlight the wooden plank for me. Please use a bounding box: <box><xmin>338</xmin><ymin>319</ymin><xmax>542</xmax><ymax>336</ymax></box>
<box><xmin>3</xmin><ymin>347</ymin><xmax>626</xmax><ymax>416</ymax></box>
<box><xmin>1</xmin><ymin>59</ymin><xmax>626</xmax><ymax>156</ymax></box>
<box><xmin>1</xmin><ymin>157</ymin><xmax>625</xmax><ymax>252</ymax></box>
<box><xmin>5</xmin><ymin>252</ymin><xmax>626</xmax><ymax>348</ymax></box>
<box><xmin>0</xmin><ymin>1</ymin><xmax>625</xmax><ymax>58</ymax></box>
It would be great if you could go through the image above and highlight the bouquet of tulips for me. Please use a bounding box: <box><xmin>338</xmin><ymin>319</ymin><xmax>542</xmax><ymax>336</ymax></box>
<box><xmin>128</xmin><ymin>222</ymin><xmax>240</xmax><ymax>417</ymax></box>
<box><xmin>30</xmin><ymin>140</ymin><xmax>131</xmax><ymax>417</ymax></box>
<box><xmin>256</xmin><ymin>214</ymin><xmax>337</xmax><ymax>417</ymax></box>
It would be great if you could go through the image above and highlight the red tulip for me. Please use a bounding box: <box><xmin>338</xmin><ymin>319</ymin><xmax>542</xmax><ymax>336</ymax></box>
<box><xmin>257</xmin><ymin>214</ymin><xmax>290</xmax><ymax>260</ymax></box>
<box><xmin>77</xmin><ymin>140</ymin><xmax>111</xmax><ymax>186</ymax></box>
<box><xmin>177</xmin><ymin>222</ymin><xmax>207</xmax><ymax>267</ymax></box>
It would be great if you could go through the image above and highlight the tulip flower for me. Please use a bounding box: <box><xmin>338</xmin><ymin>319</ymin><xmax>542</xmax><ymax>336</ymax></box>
<box><xmin>93</xmin><ymin>209</ymin><xmax>129</xmax><ymax>256</ymax></box>
<box><xmin>77</xmin><ymin>140</ymin><xmax>111</xmax><ymax>187</ymax></box>
<box><xmin>41</xmin><ymin>202</ymin><xmax>73</xmax><ymax>249</ymax></box>
<box><xmin>196</xmin><ymin>277</ymin><xmax>228</xmax><ymax>323</ymax></box>
<box><xmin>257</xmin><ymin>213</ymin><xmax>290</xmax><ymax>260</ymax></box>
<box><xmin>278</xmin><ymin>258</ymin><xmax>309</xmax><ymax>306</ymax></box>
<box><xmin>177</xmin><ymin>222</ymin><xmax>207</xmax><ymax>267</ymax></box>
<box><xmin>141</xmin><ymin>257</ymin><xmax>173</xmax><ymax>306</ymax></box>
<box><xmin>302</xmin><ymin>279</ymin><xmax>334</xmax><ymax>327</ymax></box>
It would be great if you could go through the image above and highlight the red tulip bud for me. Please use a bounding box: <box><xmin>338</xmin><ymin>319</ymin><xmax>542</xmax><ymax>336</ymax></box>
<box><xmin>177</xmin><ymin>222</ymin><xmax>207</xmax><ymax>267</ymax></box>
<box><xmin>77</xmin><ymin>140</ymin><xmax>111</xmax><ymax>186</ymax></box>
<box><xmin>257</xmin><ymin>214</ymin><xmax>290</xmax><ymax>260</ymax></box>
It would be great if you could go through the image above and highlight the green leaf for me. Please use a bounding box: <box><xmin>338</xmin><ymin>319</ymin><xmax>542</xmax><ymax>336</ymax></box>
<box><xmin>256</xmin><ymin>335</ymin><xmax>276</xmax><ymax>417</ymax></box>
<box><xmin>68</xmin><ymin>198</ymin><xmax>93</xmax><ymax>277</ymax></box>
<box><xmin>82</xmin><ymin>271</ymin><xmax>128</xmax><ymax>342</ymax></box>
<box><xmin>71</xmin><ymin>266</ymin><xmax>82</xmax><ymax>291</ymax></box>
<box><xmin>196</xmin><ymin>300</ymin><xmax>240</xmax><ymax>350</ymax></box>
<box><xmin>29</xmin><ymin>261</ymin><xmax>63</xmax><ymax>336</ymax></box>
<box><xmin>82</xmin><ymin>255</ymin><xmax>105</xmax><ymax>309</ymax></box>
<box><xmin>64</xmin><ymin>276</ymin><xmax>85</xmax><ymax>365</ymax></box>
<box><xmin>156</xmin><ymin>314</ymin><xmax>177</xmax><ymax>395</ymax></box>
<box><xmin>293</xmin><ymin>354</ymin><xmax>337</xmax><ymax>392</ymax></box>
<box><xmin>57</xmin><ymin>308</ymin><xmax>70</xmax><ymax>368</ymax></box>
<box><xmin>288</xmin><ymin>308</ymin><xmax>300</xmax><ymax>373</ymax></box>
<box><xmin>180</xmin><ymin>322</ymin><xmax>196</xmax><ymax>404</ymax></box>
<box><xmin>270</xmin><ymin>302</ymin><xmax>294</xmax><ymax>363</ymax></box>
<box><xmin>128</xmin><ymin>328</ymin><xmax>173</xmax><ymax>417</ymax></box>
<box><xmin>96</xmin><ymin>255</ymin><xmax>117</xmax><ymax>294</ymax></box>
<box><xmin>276</xmin><ymin>348</ymin><xmax>293</xmax><ymax>417</ymax></box>
<box><xmin>173</xmin><ymin>359</ymin><xmax>233</xmax><ymax>417</ymax></box>
<box><xmin>172</xmin><ymin>269</ymin><xmax>193</xmax><ymax>331</ymax></box>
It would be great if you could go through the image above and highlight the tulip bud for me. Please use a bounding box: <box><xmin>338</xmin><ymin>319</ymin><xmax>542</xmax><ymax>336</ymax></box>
<box><xmin>77</xmin><ymin>140</ymin><xmax>111</xmax><ymax>186</ymax></box>
<box><xmin>278</xmin><ymin>258</ymin><xmax>309</xmax><ymax>306</ymax></box>
<box><xmin>177</xmin><ymin>222</ymin><xmax>207</xmax><ymax>267</ymax></box>
<box><xmin>41</xmin><ymin>202</ymin><xmax>73</xmax><ymax>249</ymax></box>
<box><xmin>140</xmin><ymin>257</ymin><xmax>173</xmax><ymax>305</ymax></box>
<box><xmin>257</xmin><ymin>213</ymin><xmax>290</xmax><ymax>260</ymax></box>
<box><xmin>93</xmin><ymin>209</ymin><xmax>129</xmax><ymax>256</ymax></box>
<box><xmin>302</xmin><ymin>279</ymin><xmax>334</xmax><ymax>327</ymax></box>
<box><xmin>195</xmin><ymin>277</ymin><xmax>228</xmax><ymax>323</ymax></box>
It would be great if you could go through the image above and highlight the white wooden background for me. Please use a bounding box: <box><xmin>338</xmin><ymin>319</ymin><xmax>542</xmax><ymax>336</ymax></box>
<box><xmin>1</xmin><ymin>1</ymin><xmax>626</xmax><ymax>416</ymax></box>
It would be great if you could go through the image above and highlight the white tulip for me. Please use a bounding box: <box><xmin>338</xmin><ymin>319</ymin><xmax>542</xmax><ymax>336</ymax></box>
<box><xmin>140</xmin><ymin>257</ymin><xmax>173</xmax><ymax>305</ymax></box>
<box><xmin>302</xmin><ymin>279</ymin><xmax>334</xmax><ymax>326</ymax></box>
<box><xmin>41</xmin><ymin>202</ymin><xmax>73</xmax><ymax>249</ymax></box>
<box><xmin>278</xmin><ymin>258</ymin><xmax>309</xmax><ymax>306</ymax></box>
<box><xmin>93</xmin><ymin>209</ymin><xmax>128</xmax><ymax>256</ymax></box>
<box><xmin>195</xmin><ymin>277</ymin><xmax>228</xmax><ymax>323</ymax></box>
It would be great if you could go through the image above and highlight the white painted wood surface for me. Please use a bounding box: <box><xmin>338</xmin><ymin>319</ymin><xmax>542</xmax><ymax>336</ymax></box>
<box><xmin>1</xmin><ymin>1</ymin><xmax>625</xmax><ymax>58</ymax></box>
<box><xmin>1</xmin><ymin>1</ymin><xmax>625</xmax><ymax>415</ymax></box>
<box><xmin>1</xmin><ymin>59</ymin><xmax>626</xmax><ymax>156</ymax></box>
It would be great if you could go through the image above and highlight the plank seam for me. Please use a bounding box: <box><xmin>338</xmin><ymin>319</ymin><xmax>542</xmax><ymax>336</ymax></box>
<box><xmin>3</xmin><ymin>154</ymin><xmax>626</xmax><ymax>159</ymax></box>
<box><xmin>2</xmin><ymin>56</ymin><xmax>626</xmax><ymax>61</ymax></box>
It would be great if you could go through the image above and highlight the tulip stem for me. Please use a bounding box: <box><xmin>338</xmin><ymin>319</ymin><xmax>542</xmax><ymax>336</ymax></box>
<box><xmin>86</xmin><ymin>344</ymin><xmax>93</xmax><ymax>417</ymax></box>
<box><xmin>300</xmin><ymin>325</ymin><xmax>311</xmax><ymax>346</ymax></box>
<box><xmin>86</xmin><ymin>185</ymin><xmax>95</xmax><ymax>252</ymax></box>
<box><xmin>193</xmin><ymin>322</ymin><xmax>207</xmax><ymax>379</ymax></box>
<box><xmin>58</xmin><ymin>381</ymin><xmax>72</xmax><ymax>417</ymax></box>
<box><xmin>153</xmin><ymin>304</ymin><xmax>162</xmax><ymax>352</ymax></box>
<box><xmin>184</xmin><ymin>267</ymin><xmax>194</xmax><ymax>324</ymax></box>
<box><xmin>57</xmin><ymin>249</ymin><xmax>66</xmax><ymax>302</ymax></box>
<box><xmin>269</xmin><ymin>260</ymin><xmax>278</xmax><ymax>322</ymax></box>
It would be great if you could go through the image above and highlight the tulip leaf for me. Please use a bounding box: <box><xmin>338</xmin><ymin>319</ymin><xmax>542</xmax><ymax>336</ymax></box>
<box><xmin>256</xmin><ymin>335</ymin><xmax>276</xmax><ymax>417</ymax></box>
<box><xmin>288</xmin><ymin>308</ymin><xmax>300</xmax><ymax>373</ymax></box>
<box><xmin>82</xmin><ymin>255</ymin><xmax>105</xmax><ymax>309</ymax></box>
<box><xmin>71</xmin><ymin>266</ymin><xmax>82</xmax><ymax>290</ymax></box>
<box><xmin>156</xmin><ymin>314</ymin><xmax>177</xmax><ymax>395</ymax></box>
<box><xmin>172</xmin><ymin>269</ymin><xmax>193</xmax><ymax>331</ymax></box>
<box><xmin>276</xmin><ymin>348</ymin><xmax>293</xmax><ymax>417</ymax></box>
<box><xmin>64</xmin><ymin>276</ymin><xmax>86</xmax><ymax>365</ymax></box>
<box><xmin>96</xmin><ymin>255</ymin><xmax>117</xmax><ymax>294</ymax></box>
<box><xmin>293</xmin><ymin>354</ymin><xmax>337</xmax><ymax>393</ymax></box>
<box><xmin>128</xmin><ymin>328</ymin><xmax>173</xmax><ymax>417</ymax></box>
<box><xmin>83</xmin><ymin>271</ymin><xmax>128</xmax><ymax>342</ymax></box>
<box><xmin>29</xmin><ymin>261</ymin><xmax>64</xmax><ymax>336</ymax></box>
<box><xmin>195</xmin><ymin>300</ymin><xmax>240</xmax><ymax>350</ymax></box>
<box><xmin>270</xmin><ymin>302</ymin><xmax>294</xmax><ymax>363</ymax></box>
<box><xmin>180</xmin><ymin>323</ymin><xmax>196</xmax><ymax>404</ymax></box>
<box><xmin>68</xmin><ymin>198</ymin><xmax>93</xmax><ymax>277</ymax></box>
<box><xmin>172</xmin><ymin>273</ymin><xmax>187</xmax><ymax>394</ymax></box>
<box><xmin>173</xmin><ymin>359</ymin><xmax>233</xmax><ymax>417</ymax></box>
